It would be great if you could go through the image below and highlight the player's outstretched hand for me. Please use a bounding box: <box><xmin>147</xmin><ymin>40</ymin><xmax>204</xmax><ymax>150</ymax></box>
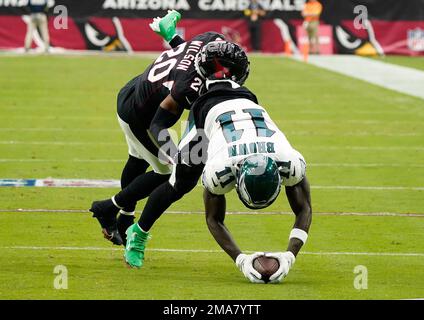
<box><xmin>264</xmin><ymin>251</ymin><xmax>296</xmax><ymax>283</ymax></box>
<box><xmin>236</xmin><ymin>252</ymin><xmax>265</xmax><ymax>284</ymax></box>
<box><xmin>149</xmin><ymin>10</ymin><xmax>181</xmax><ymax>42</ymax></box>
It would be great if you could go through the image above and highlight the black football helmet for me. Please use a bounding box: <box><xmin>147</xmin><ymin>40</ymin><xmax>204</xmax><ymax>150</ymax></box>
<box><xmin>195</xmin><ymin>41</ymin><xmax>250</xmax><ymax>85</ymax></box>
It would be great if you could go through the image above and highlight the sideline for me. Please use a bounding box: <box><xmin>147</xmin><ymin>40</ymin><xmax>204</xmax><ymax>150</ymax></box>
<box><xmin>293</xmin><ymin>55</ymin><xmax>424</xmax><ymax>100</ymax></box>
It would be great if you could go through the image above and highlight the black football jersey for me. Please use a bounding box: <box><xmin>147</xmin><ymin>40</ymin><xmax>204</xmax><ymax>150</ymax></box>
<box><xmin>130</xmin><ymin>32</ymin><xmax>224</xmax><ymax>125</ymax></box>
<box><xmin>190</xmin><ymin>81</ymin><xmax>258</xmax><ymax>129</ymax></box>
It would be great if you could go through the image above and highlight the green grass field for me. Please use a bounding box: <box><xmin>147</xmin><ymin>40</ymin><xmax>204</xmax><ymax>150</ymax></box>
<box><xmin>0</xmin><ymin>54</ymin><xmax>423</xmax><ymax>300</ymax></box>
<box><xmin>372</xmin><ymin>55</ymin><xmax>424</xmax><ymax>71</ymax></box>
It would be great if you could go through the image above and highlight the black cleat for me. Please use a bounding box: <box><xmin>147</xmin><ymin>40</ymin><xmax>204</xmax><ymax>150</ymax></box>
<box><xmin>117</xmin><ymin>214</ymin><xmax>135</xmax><ymax>246</ymax></box>
<box><xmin>90</xmin><ymin>199</ymin><xmax>123</xmax><ymax>246</ymax></box>
<box><xmin>101</xmin><ymin>226</ymin><xmax>124</xmax><ymax>246</ymax></box>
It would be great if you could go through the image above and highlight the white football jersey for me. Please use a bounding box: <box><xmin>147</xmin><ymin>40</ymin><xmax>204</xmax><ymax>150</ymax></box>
<box><xmin>201</xmin><ymin>98</ymin><xmax>306</xmax><ymax>195</ymax></box>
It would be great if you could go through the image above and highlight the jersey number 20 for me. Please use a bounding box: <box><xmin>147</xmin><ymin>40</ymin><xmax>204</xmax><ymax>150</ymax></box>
<box><xmin>148</xmin><ymin>43</ymin><xmax>187</xmax><ymax>83</ymax></box>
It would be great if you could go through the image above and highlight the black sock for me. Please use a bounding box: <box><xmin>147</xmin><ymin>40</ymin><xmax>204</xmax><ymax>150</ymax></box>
<box><xmin>115</xmin><ymin>171</ymin><xmax>170</xmax><ymax>209</ymax></box>
<box><xmin>121</xmin><ymin>155</ymin><xmax>149</xmax><ymax>188</ymax></box>
<box><xmin>117</xmin><ymin>214</ymin><xmax>135</xmax><ymax>244</ymax></box>
<box><xmin>138</xmin><ymin>182</ymin><xmax>182</xmax><ymax>232</ymax></box>
<box><xmin>117</xmin><ymin>155</ymin><xmax>150</xmax><ymax>211</ymax></box>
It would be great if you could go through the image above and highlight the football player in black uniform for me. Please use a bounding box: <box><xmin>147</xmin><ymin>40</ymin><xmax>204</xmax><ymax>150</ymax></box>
<box><xmin>89</xmin><ymin>10</ymin><xmax>225</xmax><ymax>246</ymax></box>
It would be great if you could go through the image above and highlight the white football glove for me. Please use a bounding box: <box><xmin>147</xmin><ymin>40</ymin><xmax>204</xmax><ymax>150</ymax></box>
<box><xmin>235</xmin><ymin>252</ymin><xmax>265</xmax><ymax>284</ymax></box>
<box><xmin>264</xmin><ymin>251</ymin><xmax>296</xmax><ymax>283</ymax></box>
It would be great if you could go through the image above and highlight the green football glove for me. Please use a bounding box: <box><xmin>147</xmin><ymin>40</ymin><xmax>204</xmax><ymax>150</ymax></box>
<box><xmin>149</xmin><ymin>10</ymin><xmax>182</xmax><ymax>42</ymax></box>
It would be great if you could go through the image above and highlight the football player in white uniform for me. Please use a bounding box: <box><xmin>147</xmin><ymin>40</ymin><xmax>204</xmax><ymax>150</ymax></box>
<box><xmin>124</xmin><ymin>42</ymin><xmax>312</xmax><ymax>284</ymax></box>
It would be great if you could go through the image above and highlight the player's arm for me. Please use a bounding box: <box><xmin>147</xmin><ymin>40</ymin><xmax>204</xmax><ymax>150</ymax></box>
<box><xmin>285</xmin><ymin>176</ymin><xmax>312</xmax><ymax>257</ymax></box>
<box><xmin>149</xmin><ymin>95</ymin><xmax>184</xmax><ymax>161</ymax></box>
<box><xmin>204</xmin><ymin>189</ymin><xmax>241</xmax><ymax>261</ymax></box>
<box><xmin>264</xmin><ymin>176</ymin><xmax>311</xmax><ymax>283</ymax></box>
<box><xmin>204</xmin><ymin>189</ymin><xmax>264</xmax><ymax>283</ymax></box>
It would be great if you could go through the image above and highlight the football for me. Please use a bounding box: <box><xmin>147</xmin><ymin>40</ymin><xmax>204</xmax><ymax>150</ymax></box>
<box><xmin>253</xmin><ymin>256</ymin><xmax>280</xmax><ymax>283</ymax></box>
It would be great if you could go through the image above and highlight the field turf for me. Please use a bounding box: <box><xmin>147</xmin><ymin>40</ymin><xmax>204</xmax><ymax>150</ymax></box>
<box><xmin>372</xmin><ymin>55</ymin><xmax>424</xmax><ymax>71</ymax></box>
<box><xmin>0</xmin><ymin>54</ymin><xmax>423</xmax><ymax>300</ymax></box>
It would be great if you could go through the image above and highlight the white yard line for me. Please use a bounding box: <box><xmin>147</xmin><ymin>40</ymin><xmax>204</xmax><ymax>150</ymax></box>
<box><xmin>0</xmin><ymin>178</ymin><xmax>423</xmax><ymax>190</ymax></box>
<box><xmin>0</xmin><ymin>141</ymin><xmax>122</xmax><ymax>146</ymax></box>
<box><xmin>297</xmin><ymin>55</ymin><xmax>424</xmax><ymax>100</ymax></box>
<box><xmin>1</xmin><ymin>141</ymin><xmax>423</xmax><ymax>151</ymax></box>
<box><xmin>307</xmin><ymin>146</ymin><xmax>424</xmax><ymax>151</ymax></box>
<box><xmin>1</xmin><ymin>245</ymin><xmax>423</xmax><ymax>257</ymax></box>
<box><xmin>310</xmin><ymin>163</ymin><xmax>424</xmax><ymax>168</ymax></box>
<box><xmin>289</xmin><ymin>131</ymin><xmax>422</xmax><ymax>137</ymax></box>
<box><xmin>0</xmin><ymin>159</ymin><xmax>123</xmax><ymax>163</ymax></box>
<box><xmin>6</xmin><ymin>116</ymin><xmax>424</xmax><ymax>123</ymax></box>
<box><xmin>0</xmin><ymin>209</ymin><xmax>422</xmax><ymax>217</ymax></box>
<box><xmin>313</xmin><ymin>185</ymin><xmax>424</xmax><ymax>191</ymax></box>
<box><xmin>3</xmin><ymin>128</ymin><xmax>422</xmax><ymax>137</ymax></box>
<box><xmin>1</xmin><ymin>159</ymin><xmax>423</xmax><ymax>168</ymax></box>
<box><xmin>0</xmin><ymin>128</ymin><xmax>120</xmax><ymax>132</ymax></box>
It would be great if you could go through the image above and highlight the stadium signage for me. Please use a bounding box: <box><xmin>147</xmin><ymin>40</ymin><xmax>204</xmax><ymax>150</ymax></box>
<box><xmin>102</xmin><ymin>0</ymin><xmax>191</xmax><ymax>11</ymax></box>
<box><xmin>0</xmin><ymin>0</ymin><xmax>55</xmax><ymax>8</ymax></box>
<box><xmin>407</xmin><ymin>28</ymin><xmax>424</xmax><ymax>51</ymax></box>
<box><xmin>0</xmin><ymin>0</ymin><xmax>423</xmax><ymax>56</ymax></box>
<box><xmin>197</xmin><ymin>0</ymin><xmax>304</xmax><ymax>11</ymax></box>
<box><xmin>100</xmin><ymin>0</ymin><xmax>304</xmax><ymax>12</ymax></box>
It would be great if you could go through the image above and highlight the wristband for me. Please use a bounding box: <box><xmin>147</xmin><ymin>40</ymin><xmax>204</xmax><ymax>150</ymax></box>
<box><xmin>289</xmin><ymin>228</ymin><xmax>308</xmax><ymax>244</ymax></box>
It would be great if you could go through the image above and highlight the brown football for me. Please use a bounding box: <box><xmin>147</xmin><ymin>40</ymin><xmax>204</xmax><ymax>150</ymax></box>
<box><xmin>253</xmin><ymin>256</ymin><xmax>280</xmax><ymax>283</ymax></box>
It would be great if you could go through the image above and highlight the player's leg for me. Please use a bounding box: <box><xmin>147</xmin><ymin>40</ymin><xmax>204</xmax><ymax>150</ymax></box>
<box><xmin>90</xmin><ymin>83</ymin><xmax>154</xmax><ymax>245</ymax></box>
<box><xmin>39</xmin><ymin>13</ymin><xmax>50</xmax><ymax>52</ymax></box>
<box><xmin>310</xmin><ymin>21</ymin><xmax>319</xmax><ymax>54</ymax></box>
<box><xmin>306</xmin><ymin>23</ymin><xmax>313</xmax><ymax>54</ymax></box>
<box><xmin>24</xmin><ymin>15</ymin><xmax>35</xmax><ymax>52</ymax></box>
<box><xmin>314</xmin><ymin>22</ymin><xmax>320</xmax><ymax>54</ymax></box>
<box><xmin>115</xmin><ymin>159</ymin><xmax>170</xmax><ymax>243</ymax></box>
<box><xmin>90</xmin><ymin>86</ymin><xmax>136</xmax><ymax>245</ymax></box>
<box><xmin>125</xmin><ymin>162</ymin><xmax>203</xmax><ymax>268</ymax></box>
<box><xmin>90</xmin><ymin>115</ymin><xmax>171</xmax><ymax>245</ymax></box>
<box><xmin>91</xmin><ymin>77</ymin><xmax>176</xmax><ymax>245</ymax></box>
<box><xmin>115</xmin><ymin>154</ymin><xmax>149</xmax><ymax>244</ymax></box>
<box><xmin>125</xmin><ymin>121</ymin><xmax>206</xmax><ymax>268</ymax></box>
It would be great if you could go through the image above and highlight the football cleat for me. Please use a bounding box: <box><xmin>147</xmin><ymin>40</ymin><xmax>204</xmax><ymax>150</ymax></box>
<box><xmin>149</xmin><ymin>10</ymin><xmax>181</xmax><ymax>42</ymax></box>
<box><xmin>101</xmin><ymin>226</ymin><xmax>123</xmax><ymax>246</ymax></box>
<box><xmin>89</xmin><ymin>199</ymin><xmax>123</xmax><ymax>246</ymax></box>
<box><xmin>124</xmin><ymin>223</ymin><xmax>150</xmax><ymax>268</ymax></box>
